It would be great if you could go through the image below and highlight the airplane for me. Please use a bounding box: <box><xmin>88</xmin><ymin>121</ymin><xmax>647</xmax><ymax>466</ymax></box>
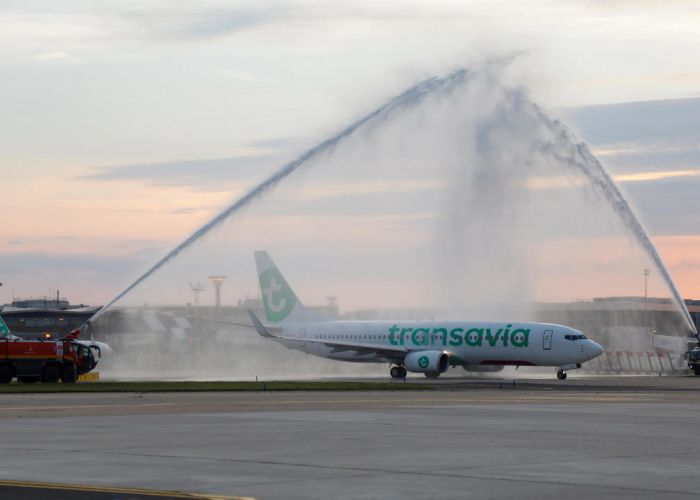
<box><xmin>248</xmin><ymin>251</ymin><xmax>604</xmax><ymax>380</ymax></box>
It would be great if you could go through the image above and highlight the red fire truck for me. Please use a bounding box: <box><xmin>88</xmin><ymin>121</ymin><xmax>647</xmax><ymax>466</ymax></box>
<box><xmin>0</xmin><ymin>329</ymin><xmax>99</xmax><ymax>383</ymax></box>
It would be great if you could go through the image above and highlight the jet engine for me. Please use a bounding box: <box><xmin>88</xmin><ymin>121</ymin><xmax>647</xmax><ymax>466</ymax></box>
<box><xmin>404</xmin><ymin>351</ymin><xmax>449</xmax><ymax>374</ymax></box>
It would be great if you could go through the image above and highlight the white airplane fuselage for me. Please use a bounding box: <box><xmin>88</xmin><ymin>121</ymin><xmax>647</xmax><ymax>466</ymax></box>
<box><xmin>250</xmin><ymin>250</ymin><xmax>604</xmax><ymax>379</ymax></box>
<box><xmin>271</xmin><ymin>320</ymin><xmax>602</xmax><ymax>368</ymax></box>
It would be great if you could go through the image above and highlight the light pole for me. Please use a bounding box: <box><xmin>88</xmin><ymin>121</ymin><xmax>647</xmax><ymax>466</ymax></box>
<box><xmin>189</xmin><ymin>282</ymin><xmax>206</xmax><ymax>337</ymax></box>
<box><xmin>643</xmin><ymin>269</ymin><xmax>650</xmax><ymax>333</ymax></box>
<box><xmin>209</xmin><ymin>275</ymin><xmax>226</xmax><ymax>316</ymax></box>
<box><xmin>189</xmin><ymin>282</ymin><xmax>206</xmax><ymax>306</ymax></box>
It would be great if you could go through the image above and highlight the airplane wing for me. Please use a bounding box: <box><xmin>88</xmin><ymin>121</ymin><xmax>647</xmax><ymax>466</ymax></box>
<box><xmin>315</xmin><ymin>341</ymin><xmax>408</xmax><ymax>363</ymax></box>
<box><xmin>247</xmin><ymin>309</ymin><xmax>407</xmax><ymax>362</ymax></box>
<box><xmin>217</xmin><ymin>318</ymin><xmax>283</xmax><ymax>335</ymax></box>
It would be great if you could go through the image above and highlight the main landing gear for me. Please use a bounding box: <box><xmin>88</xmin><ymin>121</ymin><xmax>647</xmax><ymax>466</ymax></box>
<box><xmin>557</xmin><ymin>369</ymin><xmax>567</xmax><ymax>380</ymax></box>
<box><xmin>390</xmin><ymin>365</ymin><xmax>407</xmax><ymax>379</ymax></box>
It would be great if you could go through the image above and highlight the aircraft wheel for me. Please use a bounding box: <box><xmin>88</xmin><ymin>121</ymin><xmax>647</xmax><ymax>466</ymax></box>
<box><xmin>42</xmin><ymin>365</ymin><xmax>60</xmax><ymax>384</ymax></box>
<box><xmin>0</xmin><ymin>365</ymin><xmax>12</xmax><ymax>384</ymax></box>
<box><xmin>61</xmin><ymin>365</ymin><xmax>77</xmax><ymax>384</ymax></box>
<box><xmin>424</xmin><ymin>371</ymin><xmax>440</xmax><ymax>378</ymax></box>
<box><xmin>390</xmin><ymin>366</ymin><xmax>402</xmax><ymax>379</ymax></box>
<box><xmin>398</xmin><ymin>366</ymin><xmax>407</xmax><ymax>378</ymax></box>
<box><xmin>557</xmin><ymin>370</ymin><xmax>567</xmax><ymax>380</ymax></box>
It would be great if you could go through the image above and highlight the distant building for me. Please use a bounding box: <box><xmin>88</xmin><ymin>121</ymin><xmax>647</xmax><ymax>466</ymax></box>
<box><xmin>0</xmin><ymin>297</ymin><xmax>100</xmax><ymax>336</ymax></box>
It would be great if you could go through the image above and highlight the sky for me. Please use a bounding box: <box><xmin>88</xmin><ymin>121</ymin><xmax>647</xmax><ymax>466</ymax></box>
<box><xmin>1</xmin><ymin>0</ymin><xmax>699</xmax><ymax>307</ymax></box>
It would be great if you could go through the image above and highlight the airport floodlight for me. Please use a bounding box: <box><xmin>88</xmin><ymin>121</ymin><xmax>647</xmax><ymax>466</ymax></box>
<box><xmin>643</xmin><ymin>269</ymin><xmax>651</xmax><ymax>332</ymax></box>
<box><xmin>189</xmin><ymin>282</ymin><xmax>206</xmax><ymax>306</ymax></box>
<box><xmin>209</xmin><ymin>275</ymin><xmax>226</xmax><ymax>310</ymax></box>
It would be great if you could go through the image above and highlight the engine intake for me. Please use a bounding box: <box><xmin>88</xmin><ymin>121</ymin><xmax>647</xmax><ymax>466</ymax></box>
<box><xmin>404</xmin><ymin>351</ymin><xmax>449</xmax><ymax>374</ymax></box>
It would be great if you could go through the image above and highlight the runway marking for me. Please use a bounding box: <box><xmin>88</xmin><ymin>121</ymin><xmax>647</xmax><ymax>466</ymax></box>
<box><xmin>0</xmin><ymin>479</ymin><xmax>253</xmax><ymax>499</ymax></box>
<box><xmin>259</xmin><ymin>394</ymin><xmax>654</xmax><ymax>405</ymax></box>
<box><xmin>0</xmin><ymin>394</ymin><xmax>655</xmax><ymax>412</ymax></box>
<box><xmin>0</xmin><ymin>403</ymin><xmax>177</xmax><ymax>411</ymax></box>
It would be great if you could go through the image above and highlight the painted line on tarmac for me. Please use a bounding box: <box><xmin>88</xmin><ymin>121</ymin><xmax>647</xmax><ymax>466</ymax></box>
<box><xmin>0</xmin><ymin>403</ymin><xmax>177</xmax><ymax>411</ymax></box>
<box><xmin>0</xmin><ymin>479</ymin><xmax>253</xmax><ymax>500</ymax></box>
<box><xmin>264</xmin><ymin>394</ymin><xmax>651</xmax><ymax>405</ymax></box>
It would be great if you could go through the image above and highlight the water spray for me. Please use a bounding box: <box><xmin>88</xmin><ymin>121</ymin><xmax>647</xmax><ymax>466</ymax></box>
<box><xmin>88</xmin><ymin>60</ymin><xmax>695</xmax><ymax>352</ymax></box>
<box><xmin>528</xmin><ymin>100</ymin><xmax>697</xmax><ymax>336</ymax></box>
<box><xmin>88</xmin><ymin>68</ymin><xmax>475</xmax><ymax>324</ymax></box>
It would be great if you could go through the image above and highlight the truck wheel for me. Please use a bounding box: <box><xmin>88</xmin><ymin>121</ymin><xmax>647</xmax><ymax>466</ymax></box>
<box><xmin>42</xmin><ymin>365</ymin><xmax>60</xmax><ymax>384</ymax></box>
<box><xmin>61</xmin><ymin>365</ymin><xmax>77</xmax><ymax>384</ymax></box>
<box><xmin>18</xmin><ymin>376</ymin><xmax>39</xmax><ymax>383</ymax></box>
<box><xmin>0</xmin><ymin>365</ymin><xmax>12</xmax><ymax>384</ymax></box>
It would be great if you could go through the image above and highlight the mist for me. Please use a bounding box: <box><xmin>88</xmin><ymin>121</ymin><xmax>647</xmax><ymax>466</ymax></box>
<box><xmin>90</xmin><ymin>59</ymin><xmax>693</xmax><ymax>380</ymax></box>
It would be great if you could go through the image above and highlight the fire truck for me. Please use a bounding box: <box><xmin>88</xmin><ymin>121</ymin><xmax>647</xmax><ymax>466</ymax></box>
<box><xmin>0</xmin><ymin>328</ymin><xmax>100</xmax><ymax>383</ymax></box>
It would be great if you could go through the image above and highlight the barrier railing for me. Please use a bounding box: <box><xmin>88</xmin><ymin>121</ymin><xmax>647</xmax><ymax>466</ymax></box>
<box><xmin>582</xmin><ymin>350</ymin><xmax>687</xmax><ymax>374</ymax></box>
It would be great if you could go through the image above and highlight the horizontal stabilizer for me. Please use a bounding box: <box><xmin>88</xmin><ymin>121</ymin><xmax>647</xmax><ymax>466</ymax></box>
<box><xmin>248</xmin><ymin>309</ymin><xmax>276</xmax><ymax>338</ymax></box>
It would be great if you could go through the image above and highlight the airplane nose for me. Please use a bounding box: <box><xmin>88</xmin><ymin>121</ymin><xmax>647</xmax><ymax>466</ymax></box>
<box><xmin>589</xmin><ymin>340</ymin><xmax>604</xmax><ymax>358</ymax></box>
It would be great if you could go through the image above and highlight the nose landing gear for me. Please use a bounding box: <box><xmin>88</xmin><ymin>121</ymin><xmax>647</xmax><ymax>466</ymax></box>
<box><xmin>556</xmin><ymin>363</ymin><xmax>580</xmax><ymax>380</ymax></box>
<box><xmin>390</xmin><ymin>365</ymin><xmax>407</xmax><ymax>379</ymax></box>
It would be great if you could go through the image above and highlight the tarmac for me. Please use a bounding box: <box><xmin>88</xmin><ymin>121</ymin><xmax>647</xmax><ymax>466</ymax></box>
<box><xmin>2</xmin><ymin>376</ymin><xmax>700</xmax><ymax>499</ymax></box>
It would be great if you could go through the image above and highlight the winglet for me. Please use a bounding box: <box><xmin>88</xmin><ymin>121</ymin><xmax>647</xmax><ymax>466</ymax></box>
<box><xmin>248</xmin><ymin>309</ymin><xmax>275</xmax><ymax>338</ymax></box>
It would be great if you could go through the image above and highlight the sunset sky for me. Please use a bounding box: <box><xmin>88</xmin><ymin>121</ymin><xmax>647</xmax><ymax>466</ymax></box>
<box><xmin>1</xmin><ymin>1</ymin><xmax>699</xmax><ymax>306</ymax></box>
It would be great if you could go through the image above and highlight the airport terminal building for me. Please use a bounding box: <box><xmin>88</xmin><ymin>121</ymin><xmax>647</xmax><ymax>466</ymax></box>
<box><xmin>0</xmin><ymin>297</ymin><xmax>100</xmax><ymax>337</ymax></box>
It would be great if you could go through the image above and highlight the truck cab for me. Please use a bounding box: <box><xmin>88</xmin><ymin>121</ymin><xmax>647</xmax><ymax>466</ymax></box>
<box><xmin>73</xmin><ymin>342</ymin><xmax>99</xmax><ymax>374</ymax></box>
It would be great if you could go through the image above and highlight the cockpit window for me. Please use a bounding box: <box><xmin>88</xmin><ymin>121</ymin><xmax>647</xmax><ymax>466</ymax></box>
<box><xmin>565</xmin><ymin>334</ymin><xmax>588</xmax><ymax>341</ymax></box>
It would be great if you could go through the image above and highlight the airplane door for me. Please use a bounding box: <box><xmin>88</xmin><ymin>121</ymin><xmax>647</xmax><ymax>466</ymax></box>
<box><xmin>543</xmin><ymin>330</ymin><xmax>553</xmax><ymax>350</ymax></box>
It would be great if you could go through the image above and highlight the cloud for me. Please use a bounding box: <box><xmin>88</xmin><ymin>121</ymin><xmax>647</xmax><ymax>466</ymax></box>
<box><xmin>622</xmin><ymin>176</ymin><xmax>700</xmax><ymax>236</ymax></box>
<box><xmin>567</xmin><ymin>96</ymin><xmax>700</xmax><ymax>178</ymax></box>
<box><xmin>79</xmin><ymin>136</ymin><xmax>309</xmax><ymax>191</ymax></box>
<box><xmin>568</xmin><ymin>96</ymin><xmax>700</xmax><ymax>146</ymax></box>
<box><xmin>615</xmin><ymin>169</ymin><xmax>700</xmax><ymax>183</ymax></box>
<box><xmin>33</xmin><ymin>51</ymin><xmax>69</xmax><ymax>61</ymax></box>
<box><xmin>81</xmin><ymin>154</ymin><xmax>278</xmax><ymax>190</ymax></box>
<box><xmin>181</xmin><ymin>6</ymin><xmax>292</xmax><ymax>39</ymax></box>
<box><xmin>0</xmin><ymin>250</ymin><xmax>157</xmax><ymax>304</ymax></box>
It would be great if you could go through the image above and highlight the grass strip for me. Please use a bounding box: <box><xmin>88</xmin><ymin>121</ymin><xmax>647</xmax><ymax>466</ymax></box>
<box><xmin>0</xmin><ymin>380</ymin><xmax>433</xmax><ymax>393</ymax></box>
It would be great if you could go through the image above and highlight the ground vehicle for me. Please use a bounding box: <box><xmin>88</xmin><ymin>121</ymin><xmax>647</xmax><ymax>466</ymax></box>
<box><xmin>688</xmin><ymin>347</ymin><xmax>700</xmax><ymax>375</ymax></box>
<box><xmin>0</xmin><ymin>328</ymin><xmax>100</xmax><ymax>383</ymax></box>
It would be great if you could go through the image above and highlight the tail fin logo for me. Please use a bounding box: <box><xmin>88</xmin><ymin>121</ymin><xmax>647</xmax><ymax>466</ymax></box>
<box><xmin>0</xmin><ymin>316</ymin><xmax>10</xmax><ymax>337</ymax></box>
<box><xmin>259</xmin><ymin>267</ymin><xmax>296</xmax><ymax>322</ymax></box>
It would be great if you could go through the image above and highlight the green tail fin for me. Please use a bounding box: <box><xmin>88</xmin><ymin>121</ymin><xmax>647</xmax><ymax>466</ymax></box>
<box><xmin>0</xmin><ymin>315</ymin><xmax>11</xmax><ymax>337</ymax></box>
<box><xmin>254</xmin><ymin>251</ymin><xmax>300</xmax><ymax>323</ymax></box>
